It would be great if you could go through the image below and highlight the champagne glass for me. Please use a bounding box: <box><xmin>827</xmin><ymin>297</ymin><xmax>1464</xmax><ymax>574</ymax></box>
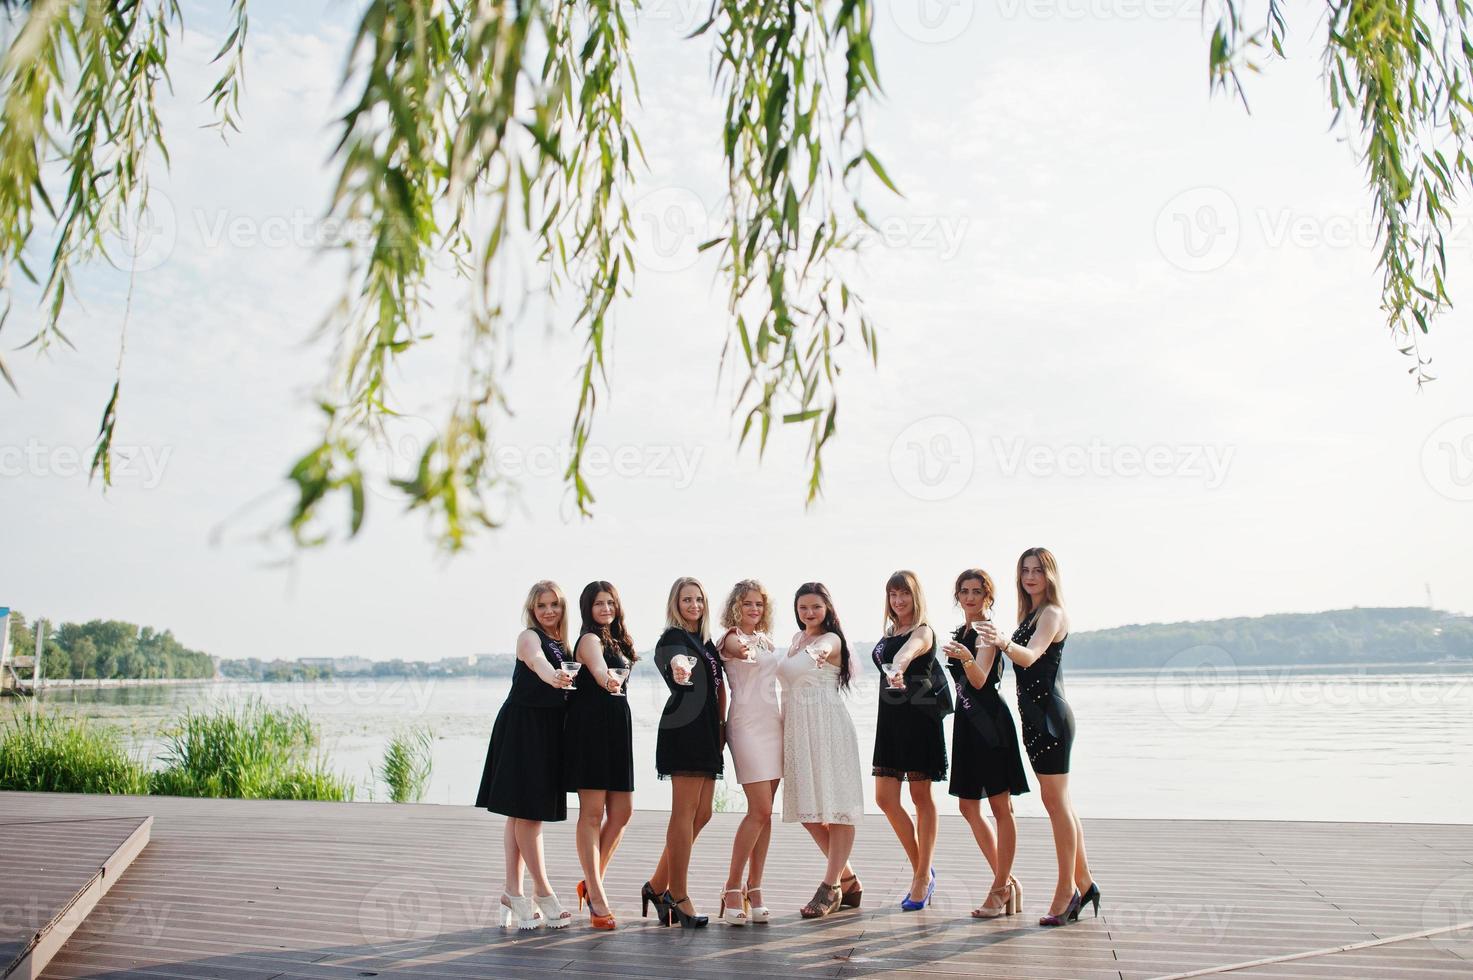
<box><xmin>608</xmin><ymin>667</ymin><xmax>629</xmax><ymax>697</ymax></box>
<box><xmin>737</xmin><ymin>632</ymin><xmax>758</xmax><ymax>663</ymax></box>
<box><xmin>882</xmin><ymin>662</ymin><xmax>904</xmax><ymax>689</ymax></box>
<box><xmin>803</xmin><ymin>643</ymin><xmax>825</xmax><ymax>666</ymax></box>
<box><xmin>673</xmin><ymin>654</ymin><xmax>696</xmax><ymax>686</ymax></box>
<box><xmin>559</xmin><ymin>661</ymin><xmax>582</xmax><ymax>691</ymax></box>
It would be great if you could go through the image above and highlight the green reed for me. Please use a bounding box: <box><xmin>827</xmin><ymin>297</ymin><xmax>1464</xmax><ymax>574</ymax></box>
<box><xmin>0</xmin><ymin>711</ymin><xmax>151</xmax><ymax>794</ymax></box>
<box><xmin>378</xmin><ymin>726</ymin><xmax>434</xmax><ymax>803</ymax></box>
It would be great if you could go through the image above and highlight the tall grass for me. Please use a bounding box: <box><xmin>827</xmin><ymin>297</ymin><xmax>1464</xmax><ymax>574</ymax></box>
<box><xmin>150</xmin><ymin>697</ymin><xmax>353</xmax><ymax>801</ymax></box>
<box><xmin>378</xmin><ymin>726</ymin><xmax>434</xmax><ymax>803</ymax></box>
<box><xmin>0</xmin><ymin>712</ymin><xmax>151</xmax><ymax>794</ymax></box>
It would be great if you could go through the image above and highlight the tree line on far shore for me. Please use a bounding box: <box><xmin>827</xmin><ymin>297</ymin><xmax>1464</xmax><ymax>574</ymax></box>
<box><xmin>4</xmin><ymin>612</ymin><xmax>214</xmax><ymax>680</ymax></box>
<box><xmin>7</xmin><ymin>607</ymin><xmax>1468</xmax><ymax>683</ymax></box>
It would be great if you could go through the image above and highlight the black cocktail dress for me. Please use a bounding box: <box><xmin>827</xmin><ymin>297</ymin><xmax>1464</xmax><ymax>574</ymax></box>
<box><xmin>654</xmin><ymin>627</ymin><xmax>725</xmax><ymax>780</ymax></box>
<box><xmin>475</xmin><ymin>627</ymin><xmax>569</xmax><ymax>820</ymax></box>
<box><xmin>947</xmin><ymin>625</ymin><xmax>1030</xmax><ymax>800</ymax></box>
<box><xmin>563</xmin><ymin>631</ymin><xmax>635</xmax><ymax>792</ymax></box>
<box><xmin>871</xmin><ymin>626</ymin><xmax>950</xmax><ymax>782</ymax></box>
<box><xmin>1012</xmin><ymin>608</ymin><xmax>1076</xmax><ymax>775</ymax></box>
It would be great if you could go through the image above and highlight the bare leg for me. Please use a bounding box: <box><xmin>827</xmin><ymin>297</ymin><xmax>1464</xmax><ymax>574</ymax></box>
<box><xmin>746</xmin><ymin>780</ymin><xmax>778</xmax><ymax>895</ymax></box>
<box><xmin>726</xmin><ymin>781</ymin><xmax>775</xmax><ymax>892</ymax></box>
<box><xmin>692</xmin><ymin>777</ymin><xmax>716</xmax><ymax>841</ymax></box>
<box><xmin>664</xmin><ymin>776</ymin><xmax>704</xmax><ymax>914</ymax></box>
<box><xmin>1072</xmin><ymin>811</ymin><xmax>1094</xmax><ymax>892</ymax></box>
<box><xmin>875</xmin><ymin>775</ymin><xmax>920</xmax><ymax>877</ymax></box>
<box><xmin>502</xmin><ymin>818</ymin><xmax>525</xmax><ymax>895</ymax></box>
<box><xmin>989</xmin><ymin>792</ymin><xmax>1017</xmax><ymax>893</ymax></box>
<box><xmin>600</xmin><ymin>791</ymin><xmax>633</xmax><ymax>876</ymax></box>
<box><xmin>824</xmin><ymin>824</ymin><xmax>857</xmax><ymax>886</ymax></box>
<box><xmin>802</xmin><ymin>822</ymin><xmax>855</xmax><ymax>882</ymax></box>
<box><xmin>908</xmin><ymin>779</ymin><xmax>938</xmax><ymax>901</ymax></box>
<box><xmin>958</xmin><ymin>797</ymin><xmax>999</xmax><ymax>875</ymax></box>
<box><xmin>577</xmin><ymin>790</ymin><xmax>612</xmax><ymax>915</ymax></box>
<box><xmin>1038</xmin><ymin>774</ymin><xmax>1079</xmax><ymax>914</ymax></box>
<box><xmin>512</xmin><ymin>818</ymin><xmax>555</xmax><ymax>897</ymax></box>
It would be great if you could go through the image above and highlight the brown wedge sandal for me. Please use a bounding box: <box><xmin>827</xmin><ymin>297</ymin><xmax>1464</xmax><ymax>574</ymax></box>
<box><xmin>800</xmin><ymin>882</ymin><xmax>842</xmax><ymax>919</ymax></box>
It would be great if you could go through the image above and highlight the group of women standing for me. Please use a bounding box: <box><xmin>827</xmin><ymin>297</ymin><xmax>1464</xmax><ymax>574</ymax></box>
<box><xmin>475</xmin><ymin>547</ymin><xmax>1101</xmax><ymax>933</ymax></box>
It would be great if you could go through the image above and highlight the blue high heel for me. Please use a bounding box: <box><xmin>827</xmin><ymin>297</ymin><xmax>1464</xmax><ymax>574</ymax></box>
<box><xmin>900</xmin><ymin>867</ymin><xmax>936</xmax><ymax>911</ymax></box>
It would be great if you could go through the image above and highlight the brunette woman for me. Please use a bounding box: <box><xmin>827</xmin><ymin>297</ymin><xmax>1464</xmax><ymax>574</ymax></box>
<box><xmin>713</xmin><ymin>579</ymin><xmax>782</xmax><ymax>925</ymax></box>
<box><xmin>643</xmin><ymin>577</ymin><xmax>726</xmax><ymax>928</ymax></box>
<box><xmin>940</xmin><ymin>568</ymin><xmax>1029</xmax><ymax>919</ymax></box>
<box><xmin>779</xmin><ymin>582</ymin><xmax>864</xmax><ymax>918</ymax></box>
<box><xmin>563</xmin><ymin>580</ymin><xmax>637</xmax><ymax>930</ymax></box>
<box><xmin>979</xmin><ymin>547</ymin><xmax>1100</xmax><ymax>927</ymax></box>
<box><xmin>475</xmin><ymin>580</ymin><xmax>576</xmax><ymax>930</ymax></box>
<box><xmin>871</xmin><ymin>570</ymin><xmax>952</xmax><ymax>911</ymax></box>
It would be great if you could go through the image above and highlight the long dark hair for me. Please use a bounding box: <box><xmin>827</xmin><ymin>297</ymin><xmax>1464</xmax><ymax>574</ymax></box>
<box><xmin>579</xmin><ymin>580</ymin><xmax>638</xmax><ymax>662</ymax></box>
<box><xmin>793</xmin><ymin>582</ymin><xmax>852</xmax><ymax>690</ymax></box>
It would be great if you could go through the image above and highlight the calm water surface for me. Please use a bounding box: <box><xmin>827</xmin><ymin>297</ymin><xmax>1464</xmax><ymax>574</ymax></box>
<box><xmin>8</xmin><ymin>664</ymin><xmax>1470</xmax><ymax>823</ymax></box>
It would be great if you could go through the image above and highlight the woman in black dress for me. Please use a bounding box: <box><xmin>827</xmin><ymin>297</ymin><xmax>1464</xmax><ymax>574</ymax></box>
<box><xmin>564</xmin><ymin>580</ymin><xmax>637</xmax><ymax>930</ymax></box>
<box><xmin>871</xmin><ymin>569</ymin><xmax>952</xmax><ymax>911</ymax></box>
<box><xmin>642</xmin><ymin>576</ymin><xmax>725</xmax><ymax>928</ymax></box>
<box><xmin>980</xmin><ymin>547</ymin><xmax>1100</xmax><ymax>927</ymax></box>
<box><xmin>940</xmin><ymin>568</ymin><xmax>1029</xmax><ymax>919</ymax></box>
<box><xmin>475</xmin><ymin>580</ymin><xmax>576</xmax><ymax>930</ymax></box>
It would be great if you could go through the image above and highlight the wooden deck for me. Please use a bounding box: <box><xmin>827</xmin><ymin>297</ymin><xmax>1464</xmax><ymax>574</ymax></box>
<box><xmin>0</xmin><ymin>813</ymin><xmax>151</xmax><ymax>979</ymax></box>
<box><xmin>1</xmin><ymin>791</ymin><xmax>1468</xmax><ymax>979</ymax></box>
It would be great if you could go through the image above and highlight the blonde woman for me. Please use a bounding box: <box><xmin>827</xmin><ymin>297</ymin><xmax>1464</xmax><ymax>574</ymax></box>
<box><xmin>643</xmin><ymin>577</ymin><xmax>726</xmax><ymax>929</ymax></box>
<box><xmin>712</xmin><ymin>579</ymin><xmax>782</xmax><ymax>925</ymax></box>
<box><xmin>979</xmin><ymin>548</ymin><xmax>1099</xmax><ymax>927</ymax></box>
<box><xmin>940</xmin><ymin>568</ymin><xmax>1028</xmax><ymax>919</ymax></box>
<box><xmin>475</xmin><ymin>580</ymin><xmax>576</xmax><ymax>930</ymax></box>
<box><xmin>871</xmin><ymin>570</ymin><xmax>952</xmax><ymax>911</ymax></box>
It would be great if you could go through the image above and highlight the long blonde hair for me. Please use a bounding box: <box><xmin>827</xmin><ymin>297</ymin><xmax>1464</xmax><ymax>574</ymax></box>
<box><xmin>882</xmin><ymin>569</ymin><xmax>929</xmax><ymax>636</ymax></box>
<box><xmin>665</xmin><ymin>576</ymin><xmax>710</xmax><ymax>640</ymax></box>
<box><xmin>1015</xmin><ymin>547</ymin><xmax>1065</xmax><ymax>623</ymax></box>
<box><xmin>522</xmin><ymin>580</ymin><xmax>568</xmax><ymax>644</ymax></box>
<box><xmin>720</xmin><ymin>579</ymin><xmax>773</xmax><ymax>634</ymax></box>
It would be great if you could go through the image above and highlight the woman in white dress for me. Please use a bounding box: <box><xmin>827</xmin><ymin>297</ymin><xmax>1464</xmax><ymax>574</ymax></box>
<box><xmin>779</xmin><ymin>581</ymin><xmax>865</xmax><ymax>918</ymax></box>
<box><xmin>713</xmin><ymin>579</ymin><xmax>782</xmax><ymax>925</ymax></box>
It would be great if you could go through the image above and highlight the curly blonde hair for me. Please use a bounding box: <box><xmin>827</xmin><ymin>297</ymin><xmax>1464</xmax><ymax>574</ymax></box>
<box><xmin>720</xmin><ymin>579</ymin><xmax>773</xmax><ymax>634</ymax></box>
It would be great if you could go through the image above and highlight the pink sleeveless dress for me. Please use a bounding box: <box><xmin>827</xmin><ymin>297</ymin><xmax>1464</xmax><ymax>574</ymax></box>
<box><xmin>716</xmin><ymin>627</ymin><xmax>783</xmax><ymax>785</ymax></box>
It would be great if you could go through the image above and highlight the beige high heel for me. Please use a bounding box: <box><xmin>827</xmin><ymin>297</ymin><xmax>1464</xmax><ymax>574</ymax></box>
<box><xmin>719</xmin><ymin>887</ymin><xmax>748</xmax><ymax>926</ymax></box>
<box><xmin>972</xmin><ymin>882</ymin><xmax>1012</xmax><ymax>919</ymax></box>
<box><xmin>744</xmin><ymin>883</ymin><xmax>771</xmax><ymax>924</ymax></box>
<box><xmin>1009</xmin><ymin>876</ymin><xmax>1023</xmax><ymax>914</ymax></box>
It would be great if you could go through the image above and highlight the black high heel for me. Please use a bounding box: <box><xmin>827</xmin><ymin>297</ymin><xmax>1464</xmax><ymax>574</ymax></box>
<box><xmin>662</xmin><ymin>890</ymin><xmax>708</xmax><ymax>928</ymax></box>
<box><xmin>1070</xmin><ymin>882</ymin><xmax>1101</xmax><ymax>921</ymax></box>
<box><xmin>641</xmin><ymin>881</ymin><xmax>669</xmax><ymax>921</ymax></box>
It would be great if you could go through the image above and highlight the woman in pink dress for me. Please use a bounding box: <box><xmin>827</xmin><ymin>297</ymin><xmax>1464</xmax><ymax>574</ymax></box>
<box><xmin>712</xmin><ymin>579</ymin><xmax>782</xmax><ymax>925</ymax></box>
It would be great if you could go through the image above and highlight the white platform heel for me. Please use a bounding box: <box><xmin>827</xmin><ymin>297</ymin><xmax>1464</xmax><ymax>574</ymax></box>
<box><xmin>532</xmin><ymin>891</ymin><xmax>572</xmax><ymax>929</ymax></box>
<box><xmin>500</xmin><ymin>892</ymin><xmax>541</xmax><ymax>930</ymax></box>
<box><xmin>719</xmin><ymin>887</ymin><xmax>748</xmax><ymax>926</ymax></box>
<box><xmin>745</xmin><ymin>883</ymin><xmax>771</xmax><ymax>924</ymax></box>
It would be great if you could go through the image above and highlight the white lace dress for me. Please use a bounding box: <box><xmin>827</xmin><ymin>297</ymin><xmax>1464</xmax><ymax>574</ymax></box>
<box><xmin>778</xmin><ymin>642</ymin><xmax>864</xmax><ymax>825</ymax></box>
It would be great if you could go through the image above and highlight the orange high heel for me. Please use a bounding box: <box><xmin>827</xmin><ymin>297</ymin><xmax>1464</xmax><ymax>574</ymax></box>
<box><xmin>577</xmin><ymin>879</ymin><xmax>616</xmax><ymax>929</ymax></box>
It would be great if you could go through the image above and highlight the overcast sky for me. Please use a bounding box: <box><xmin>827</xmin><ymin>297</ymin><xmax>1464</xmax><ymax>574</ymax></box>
<box><xmin>4</xmin><ymin>1</ymin><xmax>1471</xmax><ymax>662</ymax></box>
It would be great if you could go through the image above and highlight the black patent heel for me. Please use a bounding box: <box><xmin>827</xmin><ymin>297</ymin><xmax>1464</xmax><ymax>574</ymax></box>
<box><xmin>641</xmin><ymin>880</ymin><xmax>662</xmax><ymax>919</ymax></box>
<box><xmin>1071</xmin><ymin>882</ymin><xmax>1101</xmax><ymax>921</ymax></box>
<box><xmin>663</xmin><ymin>891</ymin><xmax>708</xmax><ymax>928</ymax></box>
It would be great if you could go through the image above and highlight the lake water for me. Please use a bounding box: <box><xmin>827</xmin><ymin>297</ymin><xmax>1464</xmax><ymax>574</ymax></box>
<box><xmin>7</xmin><ymin>664</ymin><xmax>1470</xmax><ymax>823</ymax></box>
